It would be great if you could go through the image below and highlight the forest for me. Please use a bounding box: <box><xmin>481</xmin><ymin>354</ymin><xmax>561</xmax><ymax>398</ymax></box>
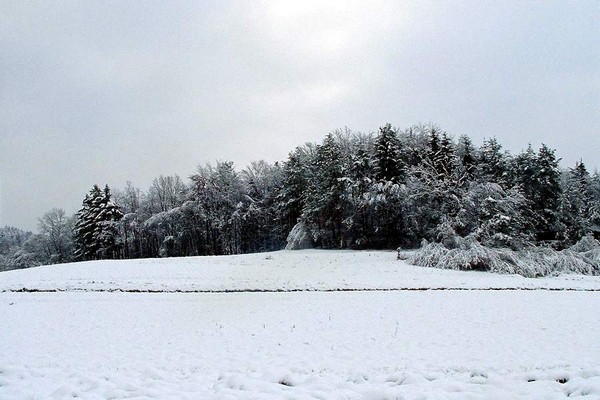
<box><xmin>1</xmin><ymin>123</ymin><xmax>599</xmax><ymax>272</ymax></box>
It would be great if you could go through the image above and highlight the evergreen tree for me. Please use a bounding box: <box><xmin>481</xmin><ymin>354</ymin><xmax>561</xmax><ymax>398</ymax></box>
<box><xmin>436</xmin><ymin>133</ymin><xmax>457</xmax><ymax>179</ymax></box>
<box><xmin>75</xmin><ymin>185</ymin><xmax>102</xmax><ymax>260</ymax></box>
<box><xmin>475</xmin><ymin>184</ymin><xmax>534</xmax><ymax>250</ymax></box>
<box><xmin>349</xmin><ymin>146</ymin><xmax>374</xmax><ymax>187</ymax></box>
<box><xmin>56</xmin><ymin>123</ymin><xmax>599</xmax><ymax>259</ymax></box>
<box><xmin>456</xmin><ymin>135</ymin><xmax>476</xmax><ymax>183</ymax></box>
<box><xmin>397</xmin><ymin>124</ymin><xmax>430</xmax><ymax>168</ymax></box>
<box><xmin>404</xmin><ymin>130</ymin><xmax>463</xmax><ymax>244</ymax></box>
<box><xmin>427</xmin><ymin>126</ymin><xmax>441</xmax><ymax>165</ymax></box>
<box><xmin>560</xmin><ymin>161</ymin><xmax>593</xmax><ymax>243</ymax></box>
<box><xmin>303</xmin><ymin>134</ymin><xmax>346</xmax><ymax>247</ymax></box>
<box><xmin>343</xmin><ymin>144</ymin><xmax>375</xmax><ymax>247</ymax></box>
<box><xmin>478</xmin><ymin>138</ymin><xmax>508</xmax><ymax>187</ymax></box>
<box><xmin>405</xmin><ymin>164</ymin><xmax>464</xmax><ymax>245</ymax></box>
<box><xmin>590</xmin><ymin>171</ymin><xmax>600</xmax><ymax>231</ymax></box>
<box><xmin>512</xmin><ymin>145</ymin><xmax>537</xmax><ymax>198</ymax></box>
<box><xmin>374</xmin><ymin>123</ymin><xmax>404</xmax><ymax>183</ymax></box>
<box><xmin>75</xmin><ymin>184</ymin><xmax>123</xmax><ymax>260</ymax></box>
<box><xmin>97</xmin><ymin>185</ymin><xmax>124</xmax><ymax>258</ymax></box>
<box><xmin>532</xmin><ymin>144</ymin><xmax>562</xmax><ymax>241</ymax></box>
<box><xmin>277</xmin><ymin>147</ymin><xmax>310</xmax><ymax>236</ymax></box>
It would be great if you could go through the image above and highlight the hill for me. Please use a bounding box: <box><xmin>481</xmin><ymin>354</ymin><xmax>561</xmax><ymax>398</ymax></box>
<box><xmin>1</xmin><ymin>250</ymin><xmax>599</xmax><ymax>399</ymax></box>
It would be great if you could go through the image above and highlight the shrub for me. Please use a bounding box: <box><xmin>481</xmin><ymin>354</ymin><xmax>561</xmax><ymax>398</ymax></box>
<box><xmin>400</xmin><ymin>236</ymin><xmax>600</xmax><ymax>277</ymax></box>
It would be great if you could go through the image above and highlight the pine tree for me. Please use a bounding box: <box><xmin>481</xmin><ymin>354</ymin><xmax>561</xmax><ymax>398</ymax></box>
<box><xmin>75</xmin><ymin>185</ymin><xmax>102</xmax><ymax>260</ymax></box>
<box><xmin>75</xmin><ymin>184</ymin><xmax>123</xmax><ymax>260</ymax></box>
<box><xmin>590</xmin><ymin>171</ymin><xmax>600</xmax><ymax>232</ymax></box>
<box><xmin>277</xmin><ymin>147</ymin><xmax>310</xmax><ymax>236</ymax></box>
<box><xmin>532</xmin><ymin>144</ymin><xmax>562</xmax><ymax>241</ymax></box>
<box><xmin>303</xmin><ymin>134</ymin><xmax>346</xmax><ymax>247</ymax></box>
<box><xmin>475</xmin><ymin>184</ymin><xmax>534</xmax><ymax>250</ymax></box>
<box><xmin>374</xmin><ymin>123</ymin><xmax>404</xmax><ymax>183</ymax></box>
<box><xmin>560</xmin><ymin>161</ymin><xmax>593</xmax><ymax>243</ymax></box>
<box><xmin>478</xmin><ymin>138</ymin><xmax>508</xmax><ymax>187</ymax></box>
<box><xmin>512</xmin><ymin>145</ymin><xmax>537</xmax><ymax>198</ymax></box>
<box><xmin>456</xmin><ymin>135</ymin><xmax>476</xmax><ymax>182</ymax></box>
<box><xmin>436</xmin><ymin>133</ymin><xmax>457</xmax><ymax>179</ymax></box>
<box><xmin>426</xmin><ymin>127</ymin><xmax>441</xmax><ymax>171</ymax></box>
<box><xmin>96</xmin><ymin>185</ymin><xmax>123</xmax><ymax>259</ymax></box>
<box><xmin>349</xmin><ymin>146</ymin><xmax>374</xmax><ymax>186</ymax></box>
<box><xmin>397</xmin><ymin>124</ymin><xmax>429</xmax><ymax>168</ymax></box>
<box><xmin>344</xmin><ymin>144</ymin><xmax>376</xmax><ymax>247</ymax></box>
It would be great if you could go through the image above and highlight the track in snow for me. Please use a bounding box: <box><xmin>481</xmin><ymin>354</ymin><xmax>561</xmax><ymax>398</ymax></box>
<box><xmin>5</xmin><ymin>286</ymin><xmax>600</xmax><ymax>293</ymax></box>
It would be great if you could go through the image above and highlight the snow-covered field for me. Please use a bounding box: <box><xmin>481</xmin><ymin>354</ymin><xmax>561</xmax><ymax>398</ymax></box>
<box><xmin>1</xmin><ymin>250</ymin><xmax>599</xmax><ymax>399</ymax></box>
<box><xmin>2</xmin><ymin>250</ymin><xmax>600</xmax><ymax>292</ymax></box>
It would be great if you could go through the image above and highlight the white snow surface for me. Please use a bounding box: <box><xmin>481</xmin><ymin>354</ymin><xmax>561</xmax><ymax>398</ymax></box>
<box><xmin>2</xmin><ymin>249</ymin><xmax>600</xmax><ymax>292</ymax></box>
<box><xmin>1</xmin><ymin>250</ymin><xmax>599</xmax><ymax>399</ymax></box>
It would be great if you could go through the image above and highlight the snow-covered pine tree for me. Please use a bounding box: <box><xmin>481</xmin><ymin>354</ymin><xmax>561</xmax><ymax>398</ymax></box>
<box><xmin>402</xmin><ymin>129</ymin><xmax>464</xmax><ymax>244</ymax></box>
<box><xmin>478</xmin><ymin>138</ymin><xmax>508</xmax><ymax>187</ymax></box>
<box><xmin>456</xmin><ymin>135</ymin><xmax>477</xmax><ymax>183</ymax></box>
<box><xmin>560</xmin><ymin>161</ymin><xmax>593</xmax><ymax>244</ymax></box>
<box><xmin>302</xmin><ymin>134</ymin><xmax>346</xmax><ymax>247</ymax></box>
<box><xmin>468</xmin><ymin>183</ymin><xmax>534</xmax><ymax>250</ymax></box>
<box><xmin>427</xmin><ymin>126</ymin><xmax>441</xmax><ymax>165</ymax></box>
<box><xmin>532</xmin><ymin>144</ymin><xmax>562</xmax><ymax>242</ymax></box>
<box><xmin>74</xmin><ymin>185</ymin><xmax>102</xmax><ymax>260</ymax></box>
<box><xmin>96</xmin><ymin>185</ymin><xmax>123</xmax><ymax>259</ymax></box>
<box><xmin>75</xmin><ymin>184</ymin><xmax>123</xmax><ymax>260</ymax></box>
<box><xmin>590</xmin><ymin>171</ymin><xmax>600</xmax><ymax>234</ymax></box>
<box><xmin>374</xmin><ymin>123</ymin><xmax>404</xmax><ymax>183</ymax></box>
<box><xmin>343</xmin><ymin>143</ymin><xmax>376</xmax><ymax>247</ymax></box>
<box><xmin>397</xmin><ymin>124</ymin><xmax>430</xmax><ymax>169</ymax></box>
<box><xmin>511</xmin><ymin>145</ymin><xmax>537</xmax><ymax>199</ymax></box>
<box><xmin>405</xmin><ymin>165</ymin><xmax>463</xmax><ymax>246</ymax></box>
<box><xmin>277</xmin><ymin>147</ymin><xmax>310</xmax><ymax>237</ymax></box>
<box><xmin>436</xmin><ymin>133</ymin><xmax>457</xmax><ymax>180</ymax></box>
<box><xmin>349</xmin><ymin>145</ymin><xmax>374</xmax><ymax>188</ymax></box>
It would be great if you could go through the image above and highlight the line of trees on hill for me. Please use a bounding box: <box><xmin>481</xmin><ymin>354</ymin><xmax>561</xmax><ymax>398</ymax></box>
<box><xmin>1</xmin><ymin>123</ymin><xmax>599</xmax><ymax>270</ymax></box>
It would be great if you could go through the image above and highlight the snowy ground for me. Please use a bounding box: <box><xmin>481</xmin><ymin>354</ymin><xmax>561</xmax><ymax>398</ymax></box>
<box><xmin>2</xmin><ymin>250</ymin><xmax>600</xmax><ymax>292</ymax></box>
<box><xmin>1</xmin><ymin>250</ymin><xmax>599</xmax><ymax>399</ymax></box>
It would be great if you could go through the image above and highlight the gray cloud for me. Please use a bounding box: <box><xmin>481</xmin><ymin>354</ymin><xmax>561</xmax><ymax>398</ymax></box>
<box><xmin>1</xmin><ymin>0</ymin><xmax>598</xmax><ymax>231</ymax></box>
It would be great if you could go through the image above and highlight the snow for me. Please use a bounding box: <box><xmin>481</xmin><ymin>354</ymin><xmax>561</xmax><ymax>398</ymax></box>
<box><xmin>2</xmin><ymin>250</ymin><xmax>600</xmax><ymax>292</ymax></box>
<box><xmin>285</xmin><ymin>222</ymin><xmax>314</xmax><ymax>250</ymax></box>
<box><xmin>1</xmin><ymin>250</ymin><xmax>599</xmax><ymax>399</ymax></box>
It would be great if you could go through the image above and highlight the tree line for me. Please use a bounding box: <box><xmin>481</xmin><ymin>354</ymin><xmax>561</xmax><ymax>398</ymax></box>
<box><xmin>1</xmin><ymin>123</ymin><xmax>599</xmax><ymax>270</ymax></box>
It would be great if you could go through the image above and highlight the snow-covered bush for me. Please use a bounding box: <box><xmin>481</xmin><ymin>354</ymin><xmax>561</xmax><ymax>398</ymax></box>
<box><xmin>569</xmin><ymin>235</ymin><xmax>600</xmax><ymax>253</ymax></box>
<box><xmin>285</xmin><ymin>222</ymin><xmax>314</xmax><ymax>250</ymax></box>
<box><xmin>400</xmin><ymin>236</ymin><xmax>600</xmax><ymax>277</ymax></box>
<box><xmin>567</xmin><ymin>235</ymin><xmax>600</xmax><ymax>267</ymax></box>
<box><xmin>160</xmin><ymin>236</ymin><xmax>177</xmax><ymax>258</ymax></box>
<box><xmin>401</xmin><ymin>239</ymin><xmax>515</xmax><ymax>274</ymax></box>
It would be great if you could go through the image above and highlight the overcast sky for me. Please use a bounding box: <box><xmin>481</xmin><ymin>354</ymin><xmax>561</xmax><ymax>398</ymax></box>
<box><xmin>1</xmin><ymin>0</ymin><xmax>598</xmax><ymax>231</ymax></box>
